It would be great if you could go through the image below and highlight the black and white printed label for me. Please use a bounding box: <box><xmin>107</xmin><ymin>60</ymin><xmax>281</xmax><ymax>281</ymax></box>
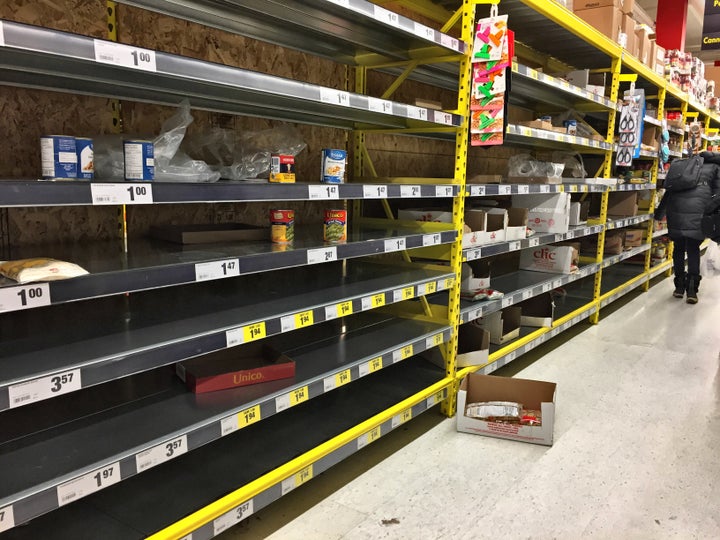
<box><xmin>309</xmin><ymin>184</ymin><xmax>339</xmax><ymax>200</ymax></box>
<box><xmin>433</xmin><ymin>110</ymin><xmax>453</xmax><ymax>125</ymax></box>
<box><xmin>368</xmin><ymin>97</ymin><xmax>393</xmax><ymax>114</ymax></box>
<box><xmin>194</xmin><ymin>259</ymin><xmax>240</xmax><ymax>282</ymax></box>
<box><xmin>0</xmin><ymin>283</ymin><xmax>51</xmax><ymax>313</ymax></box>
<box><xmin>384</xmin><ymin>238</ymin><xmax>406</xmax><ymax>253</ymax></box>
<box><xmin>94</xmin><ymin>40</ymin><xmax>157</xmax><ymax>72</ymax></box>
<box><xmin>414</xmin><ymin>21</ymin><xmax>435</xmax><ymax>40</ymax></box>
<box><xmin>307</xmin><ymin>247</ymin><xmax>337</xmax><ymax>265</ymax></box>
<box><xmin>400</xmin><ymin>185</ymin><xmax>422</xmax><ymax>198</ymax></box>
<box><xmin>374</xmin><ymin>5</ymin><xmax>400</xmax><ymax>26</ymax></box>
<box><xmin>57</xmin><ymin>462</ymin><xmax>121</xmax><ymax>506</ymax></box>
<box><xmin>363</xmin><ymin>185</ymin><xmax>387</xmax><ymax>198</ymax></box>
<box><xmin>136</xmin><ymin>436</ymin><xmax>187</xmax><ymax>472</ymax></box>
<box><xmin>8</xmin><ymin>369</ymin><xmax>81</xmax><ymax>408</ymax></box>
<box><xmin>422</xmin><ymin>233</ymin><xmax>441</xmax><ymax>247</ymax></box>
<box><xmin>407</xmin><ymin>106</ymin><xmax>428</xmax><ymax>121</ymax></box>
<box><xmin>91</xmin><ymin>183</ymin><xmax>153</xmax><ymax>205</ymax></box>
<box><xmin>435</xmin><ymin>185</ymin><xmax>454</xmax><ymax>197</ymax></box>
<box><xmin>470</xmin><ymin>185</ymin><xmax>486</xmax><ymax>196</ymax></box>
<box><xmin>213</xmin><ymin>500</ymin><xmax>254</xmax><ymax>536</ymax></box>
<box><xmin>0</xmin><ymin>505</ymin><xmax>14</xmax><ymax>533</ymax></box>
<box><xmin>320</xmin><ymin>89</ymin><xmax>350</xmax><ymax>107</ymax></box>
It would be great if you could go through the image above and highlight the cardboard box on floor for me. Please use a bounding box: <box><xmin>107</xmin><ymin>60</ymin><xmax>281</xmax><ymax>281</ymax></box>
<box><xmin>457</xmin><ymin>373</ymin><xmax>557</xmax><ymax>446</ymax></box>
<box><xmin>518</xmin><ymin>292</ymin><xmax>555</xmax><ymax>327</ymax></box>
<box><xmin>575</xmin><ymin>6</ymin><xmax>622</xmax><ymax>41</ymax></box>
<box><xmin>477</xmin><ymin>307</ymin><xmax>522</xmax><ymax>345</ymax></box>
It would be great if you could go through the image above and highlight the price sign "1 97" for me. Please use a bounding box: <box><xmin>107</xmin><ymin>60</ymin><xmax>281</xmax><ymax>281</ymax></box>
<box><xmin>94</xmin><ymin>40</ymin><xmax>157</xmax><ymax>72</ymax></box>
<box><xmin>8</xmin><ymin>369</ymin><xmax>81</xmax><ymax>408</ymax></box>
<box><xmin>0</xmin><ymin>283</ymin><xmax>50</xmax><ymax>313</ymax></box>
<box><xmin>91</xmin><ymin>183</ymin><xmax>154</xmax><ymax>205</ymax></box>
<box><xmin>57</xmin><ymin>462</ymin><xmax>121</xmax><ymax>506</ymax></box>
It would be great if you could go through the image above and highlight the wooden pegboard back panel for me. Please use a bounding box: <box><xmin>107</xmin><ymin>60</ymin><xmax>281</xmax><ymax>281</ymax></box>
<box><xmin>7</xmin><ymin>206</ymin><xmax>119</xmax><ymax>247</ymax></box>
<box><xmin>0</xmin><ymin>0</ymin><xmax>107</xmax><ymax>36</ymax></box>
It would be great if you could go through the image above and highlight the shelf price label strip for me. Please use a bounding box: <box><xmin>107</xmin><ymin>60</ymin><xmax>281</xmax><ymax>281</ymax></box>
<box><xmin>0</xmin><ymin>283</ymin><xmax>51</xmax><ymax>313</ymax></box>
<box><xmin>0</xmin><ymin>505</ymin><xmax>14</xmax><ymax>534</ymax></box>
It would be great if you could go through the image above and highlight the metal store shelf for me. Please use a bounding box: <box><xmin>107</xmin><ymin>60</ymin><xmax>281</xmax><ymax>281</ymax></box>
<box><xmin>644</xmin><ymin>116</ymin><xmax>662</xmax><ymax>127</ymax></box>
<box><xmin>608</xmin><ymin>183</ymin><xmax>655</xmax><ymax>191</ymax></box>
<box><xmin>0</xmin><ymin>181</ymin><xmax>460</xmax><ymax>208</ymax></box>
<box><xmin>652</xmin><ymin>228</ymin><xmax>669</xmax><ymax>238</ymax></box>
<box><xmin>0</xmin><ymin>355</ymin><xmax>447</xmax><ymax>537</ymax></box>
<box><xmin>0</xmin><ymin>262</ymin><xmax>453</xmax><ymax>410</ymax></box>
<box><xmin>466</xmin><ymin>183</ymin><xmax>606</xmax><ymax>197</ymax></box>
<box><xmin>506</xmin><ymin>124</ymin><xmax>611</xmax><ymax>152</ymax></box>
<box><xmin>0</xmin><ymin>226</ymin><xmax>456</xmax><ymax>313</ymax></box>
<box><xmin>606</xmin><ymin>214</ymin><xmax>652</xmax><ymax>230</ymax></box>
<box><xmin>464</xmin><ymin>224</ymin><xmax>604</xmax><ymax>262</ymax></box>
<box><xmin>0</xmin><ymin>20</ymin><xmax>461</xmax><ymax>133</ymax></box>
<box><xmin>600</xmin><ymin>244</ymin><xmax>651</xmax><ymax>269</ymax></box>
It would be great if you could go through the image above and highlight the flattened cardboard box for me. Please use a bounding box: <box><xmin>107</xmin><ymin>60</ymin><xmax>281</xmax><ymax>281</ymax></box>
<box><xmin>177</xmin><ymin>342</ymin><xmax>295</xmax><ymax>394</ymax></box>
<box><xmin>457</xmin><ymin>373</ymin><xmax>557</xmax><ymax>446</ymax></box>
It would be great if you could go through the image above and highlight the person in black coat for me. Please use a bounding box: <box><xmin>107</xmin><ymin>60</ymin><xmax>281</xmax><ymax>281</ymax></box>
<box><xmin>656</xmin><ymin>150</ymin><xmax>720</xmax><ymax>303</ymax></box>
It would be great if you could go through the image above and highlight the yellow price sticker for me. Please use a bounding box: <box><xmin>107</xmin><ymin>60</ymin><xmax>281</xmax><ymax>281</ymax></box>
<box><xmin>371</xmin><ymin>293</ymin><xmax>385</xmax><ymax>308</ymax></box>
<box><xmin>400</xmin><ymin>409</ymin><xmax>412</xmax><ymax>423</ymax></box>
<box><xmin>239</xmin><ymin>405</ymin><xmax>261</xmax><ymax>428</ymax></box>
<box><xmin>570</xmin><ymin>185</ymin><xmax>578</xmax><ymax>192</ymax></box>
<box><xmin>443</xmin><ymin>278</ymin><xmax>454</xmax><ymax>290</ymax></box>
<box><xmin>290</xmin><ymin>386</ymin><xmax>309</xmax><ymax>406</ymax></box>
<box><xmin>336</xmin><ymin>301</ymin><xmax>353</xmax><ymax>317</ymax></box>
<box><xmin>402</xmin><ymin>286</ymin><xmax>414</xmax><ymax>300</ymax></box>
<box><xmin>367</xmin><ymin>426</ymin><xmax>381</xmax><ymax>445</ymax></box>
<box><xmin>424</xmin><ymin>281</ymin><xmax>437</xmax><ymax>294</ymax></box>
<box><xmin>530</xmin><ymin>70</ymin><xmax>538</xmax><ymax>80</ymax></box>
<box><xmin>433</xmin><ymin>390</ymin><xmax>444</xmax><ymax>403</ymax></box>
<box><xmin>400</xmin><ymin>344</ymin><xmax>413</xmax><ymax>360</ymax></box>
<box><xmin>368</xmin><ymin>356</ymin><xmax>383</xmax><ymax>373</ymax></box>
<box><xmin>557</xmin><ymin>185</ymin><xmax>565</xmax><ymax>192</ymax></box>
<box><xmin>243</xmin><ymin>322</ymin><xmax>266</xmax><ymax>343</ymax></box>
<box><xmin>294</xmin><ymin>310</ymin><xmax>314</xmax><ymax>329</ymax></box>
<box><xmin>335</xmin><ymin>369</ymin><xmax>351</xmax><ymax>388</ymax></box>
<box><xmin>431</xmin><ymin>333</ymin><xmax>443</xmax><ymax>347</ymax></box>
<box><xmin>294</xmin><ymin>465</ymin><xmax>313</xmax><ymax>487</ymax></box>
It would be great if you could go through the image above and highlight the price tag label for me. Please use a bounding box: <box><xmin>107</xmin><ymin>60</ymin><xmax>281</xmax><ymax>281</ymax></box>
<box><xmin>0</xmin><ymin>506</ymin><xmax>14</xmax><ymax>534</ymax></box>
<box><xmin>470</xmin><ymin>185</ymin><xmax>486</xmax><ymax>196</ymax></box>
<box><xmin>539</xmin><ymin>185</ymin><xmax>550</xmax><ymax>193</ymax></box>
<box><xmin>414</xmin><ymin>22</ymin><xmax>435</xmax><ymax>41</ymax></box>
<box><xmin>433</xmin><ymin>110</ymin><xmax>453</xmax><ymax>125</ymax></box>
<box><xmin>91</xmin><ymin>183</ymin><xmax>154</xmax><ymax>205</ymax></box>
<box><xmin>391</xmin><ymin>408</ymin><xmax>413</xmax><ymax>428</ymax></box>
<box><xmin>213</xmin><ymin>501</ymin><xmax>254</xmax><ymax>536</ymax></box>
<box><xmin>521</xmin><ymin>127</ymin><xmax>532</xmax><ymax>137</ymax></box>
<box><xmin>466</xmin><ymin>248</ymin><xmax>481</xmax><ymax>261</ymax></box>
<box><xmin>357</xmin><ymin>426</ymin><xmax>381</xmax><ymax>450</ymax></box>
<box><xmin>440</xmin><ymin>34</ymin><xmax>459</xmax><ymax>49</ymax></box>
<box><xmin>94</xmin><ymin>40</ymin><xmax>157</xmax><ymax>72</ymax></box>
<box><xmin>8</xmin><ymin>369</ymin><xmax>81</xmax><ymax>408</ymax></box>
<box><xmin>506</xmin><ymin>350</ymin><xmax>517</xmax><ymax>362</ymax></box>
<box><xmin>502</xmin><ymin>297</ymin><xmax>513</xmax><ymax>308</ymax></box>
<box><xmin>275</xmin><ymin>386</ymin><xmax>309</xmax><ymax>412</ymax></box>
<box><xmin>468</xmin><ymin>307</ymin><xmax>483</xmax><ymax>321</ymax></box>
<box><xmin>442</xmin><ymin>278</ymin><xmax>454</xmax><ymax>290</ymax></box>
<box><xmin>367</xmin><ymin>293</ymin><xmax>386</xmax><ymax>309</ymax></box>
<box><xmin>384</xmin><ymin>238</ymin><xmax>406</xmax><ymax>252</ymax></box>
<box><xmin>418</xmin><ymin>281</ymin><xmax>437</xmax><ymax>295</ymax></box>
<box><xmin>436</xmin><ymin>185</ymin><xmax>454</xmax><ymax>197</ymax></box>
<box><xmin>363</xmin><ymin>185</ymin><xmax>387</xmax><ymax>198</ymax></box>
<box><xmin>136</xmin><ymin>435</ymin><xmax>187</xmax><ymax>472</ymax></box>
<box><xmin>0</xmin><ymin>21</ymin><xmax>4</xmax><ymax>47</ymax></box>
<box><xmin>426</xmin><ymin>391</ymin><xmax>444</xmax><ymax>408</ymax></box>
<box><xmin>393</xmin><ymin>344</ymin><xmax>414</xmax><ymax>363</ymax></box>
<box><xmin>401</xmin><ymin>185</ymin><xmax>422</xmax><ymax>197</ymax></box>
<box><xmin>368</xmin><ymin>97</ymin><xmax>393</xmax><ymax>114</ymax></box>
<box><xmin>307</xmin><ymin>247</ymin><xmax>337</xmax><ymax>265</ymax></box>
<box><xmin>308</xmin><ymin>184</ymin><xmax>339</xmax><ymax>199</ymax></box>
<box><xmin>407</xmin><ymin>106</ymin><xmax>428</xmax><ymax>121</ymax></box>
<box><xmin>522</xmin><ymin>290</ymin><xmax>533</xmax><ymax>300</ymax></box>
<box><xmin>393</xmin><ymin>286</ymin><xmax>414</xmax><ymax>302</ymax></box>
<box><xmin>374</xmin><ymin>5</ymin><xmax>400</xmax><ymax>26</ymax></box>
<box><xmin>359</xmin><ymin>356</ymin><xmax>383</xmax><ymax>377</ymax></box>
<box><xmin>528</xmin><ymin>237</ymin><xmax>540</xmax><ymax>247</ymax></box>
<box><xmin>194</xmin><ymin>258</ymin><xmax>240</xmax><ymax>282</ymax></box>
<box><xmin>542</xmin><ymin>282</ymin><xmax>552</xmax><ymax>293</ymax></box>
<box><xmin>426</xmin><ymin>333</ymin><xmax>444</xmax><ymax>349</ymax></box>
<box><xmin>565</xmin><ymin>230</ymin><xmax>575</xmax><ymax>239</ymax></box>
<box><xmin>320</xmin><ymin>88</ymin><xmax>350</xmax><ymax>106</ymax></box>
<box><xmin>529</xmin><ymin>70</ymin><xmax>539</xmax><ymax>80</ymax></box>
<box><xmin>517</xmin><ymin>185</ymin><xmax>530</xmax><ymax>194</ymax></box>
<box><xmin>422</xmin><ymin>233</ymin><xmax>442</xmax><ymax>246</ymax></box>
<box><xmin>281</xmin><ymin>310</ymin><xmax>314</xmax><ymax>332</ymax></box>
<box><xmin>509</xmin><ymin>241</ymin><xmax>521</xmax><ymax>251</ymax></box>
<box><xmin>221</xmin><ymin>414</ymin><xmax>240</xmax><ymax>436</ymax></box>
<box><xmin>324</xmin><ymin>369</ymin><xmax>351</xmax><ymax>391</ymax></box>
<box><xmin>333</xmin><ymin>300</ymin><xmax>353</xmax><ymax>319</ymax></box>
<box><xmin>499</xmin><ymin>185</ymin><xmax>512</xmax><ymax>195</ymax></box>
<box><xmin>57</xmin><ymin>462</ymin><xmax>121</xmax><ymax>506</ymax></box>
<box><xmin>0</xmin><ymin>283</ymin><xmax>51</xmax><ymax>313</ymax></box>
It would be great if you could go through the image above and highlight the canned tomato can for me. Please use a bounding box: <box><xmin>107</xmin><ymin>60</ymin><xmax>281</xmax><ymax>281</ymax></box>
<box><xmin>75</xmin><ymin>137</ymin><xmax>94</xmax><ymax>180</ymax></box>
<box><xmin>324</xmin><ymin>209</ymin><xmax>347</xmax><ymax>243</ymax></box>
<box><xmin>321</xmin><ymin>149</ymin><xmax>346</xmax><ymax>183</ymax></box>
<box><xmin>40</xmin><ymin>135</ymin><xmax>77</xmax><ymax>179</ymax></box>
<box><xmin>270</xmin><ymin>154</ymin><xmax>296</xmax><ymax>183</ymax></box>
<box><xmin>123</xmin><ymin>140</ymin><xmax>154</xmax><ymax>181</ymax></box>
<box><xmin>270</xmin><ymin>209</ymin><xmax>295</xmax><ymax>244</ymax></box>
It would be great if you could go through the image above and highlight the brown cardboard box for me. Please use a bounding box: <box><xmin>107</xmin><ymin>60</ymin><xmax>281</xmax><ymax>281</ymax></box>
<box><xmin>635</xmin><ymin>24</ymin><xmax>653</xmax><ymax>65</ymax></box>
<box><xmin>654</xmin><ymin>43</ymin><xmax>666</xmax><ymax>76</ymax></box>
<box><xmin>574</xmin><ymin>0</ymin><xmax>621</xmax><ymax>9</ymax></box>
<box><xmin>607</xmin><ymin>191</ymin><xmax>638</xmax><ymax>217</ymax></box>
<box><xmin>508</xmin><ymin>105</ymin><xmax>534</xmax><ymax>124</ymax></box>
<box><xmin>521</xmin><ymin>119</ymin><xmax>553</xmax><ymax>131</ymax></box>
<box><xmin>518</xmin><ymin>292</ymin><xmax>554</xmax><ymax>328</ymax></box>
<box><xmin>624</xmin><ymin>229</ymin><xmax>645</xmax><ymax>247</ymax></box>
<box><xmin>477</xmin><ymin>307</ymin><xmax>522</xmax><ymax>345</ymax></box>
<box><xmin>621</xmin><ymin>13</ymin><xmax>637</xmax><ymax>56</ymax></box>
<box><xmin>622</xmin><ymin>0</ymin><xmax>634</xmax><ymax>14</ymax></box>
<box><xmin>575</xmin><ymin>6</ymin><xmax>622</xmax><ymax>41</ymax></box>
<box><xmin>642</xmin><ymin>125</ymin><xmax>660</xmax><ymax>150</ymax></box>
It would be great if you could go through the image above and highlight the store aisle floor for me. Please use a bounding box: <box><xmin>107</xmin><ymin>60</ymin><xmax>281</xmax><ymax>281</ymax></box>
<box><xmin>228</xmin><ymin>274</ymin><xmax>720</xmax><ymax>540</ymax></box>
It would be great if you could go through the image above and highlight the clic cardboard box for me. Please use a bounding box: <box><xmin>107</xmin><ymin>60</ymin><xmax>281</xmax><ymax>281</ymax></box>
<box><xmin>457</xmin><ymin>373</ymin><xmax>557</xmax><ymax>446</ymax></box>
<box><xmin>462</xmin><ymin>209</ymin><xmax>488</xmax><ymax>248</ymax></box>
<box><xmin>575</xmin><ymin>6</ymin><xmax>622</xmax><ymax>41</ymax></box>
<box><xmin>476</xmin><ymin>307</ymin><xmax>522</xmax><ymax>345</ymax></box>
<box><xmin>461</xmin><ymin>262</ymin><xmax>490</xmax><ymax>292</ymax></box>
<box><xmin>519</xmin><ymin>245</ymin><xmax>577</xmax><ymax>274</ymax></box>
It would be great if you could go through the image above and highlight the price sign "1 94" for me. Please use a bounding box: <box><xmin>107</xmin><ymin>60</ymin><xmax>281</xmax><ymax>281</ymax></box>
<box><xmin>91</xmin><ymin>183</ymin><xmax>154</xmax><ymax>205</ymax></box>
<box><xmin>8</xmin><ymin>369</ymin><xmax>81</xmax><ymax>408</ymax></box>
<box><xmin>94</xmin><ymin>40</ymin><xmax>157</xmax><ymax>72</ymax></box>
<box><xmin>0</xmin><ymin>283</ymin><xmax>50</xmax><ymax>313</ymax></box>
<box><xmin>57</xmin><ymin>462</ymin><xmax>121</xmax><ymax>506</ymax></box>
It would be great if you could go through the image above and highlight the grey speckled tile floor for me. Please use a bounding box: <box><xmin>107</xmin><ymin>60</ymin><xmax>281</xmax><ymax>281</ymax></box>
<box><xmin>221</xmin><ymin>272</ymin><xmax>720</xmax><ymax>540</ymax></box>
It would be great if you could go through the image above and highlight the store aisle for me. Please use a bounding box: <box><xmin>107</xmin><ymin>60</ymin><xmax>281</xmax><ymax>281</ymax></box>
<box><xmin>231</xmin><ymin>274</ymin><xmax>720</xmax><ymax>540</ymax></box>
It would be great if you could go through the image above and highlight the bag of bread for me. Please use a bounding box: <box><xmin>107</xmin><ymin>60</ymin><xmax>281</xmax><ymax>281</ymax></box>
<box><xmin>0</xmin><ymin>258</ymin><xmax>88</xmax><ymax>284</ymax></box>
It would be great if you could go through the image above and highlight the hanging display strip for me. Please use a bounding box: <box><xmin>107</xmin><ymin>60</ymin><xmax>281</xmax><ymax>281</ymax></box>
<box><xmin>601</xmin><ymin>245</ymin><xmax>651</xmax><ymax>269</ymax></box>
<box><xmin>459</xmin><ymin>262</ymin><xmax>602</xmax><ymax>324</ymax></box>
<box><xmin>610</xmin><ymin>183</ymin><xmax>655</xmax><ymax>191</ymax></box>
<box><xmin>506</xmin><ymin>124</ymin><xmax>612</xmax><ymax>150</ymax></box>
<box><xmin>464</xmin><ymin>225</ymin><xmax>604</xmax><ymax>261</ymax></box>
<box><xmin>512</xmin><ymin>63</ymin><xmax>615</xmax><ymax>109</ymax></box>
<box><xmin>0</xmin><ymin>324</ymin><xmax>450</xmax><ymax>532</ymax></box>
<box><xmin>605</xmin><ymin>214</ymin><xmax>652</xmax><ymax>230</ymax></box>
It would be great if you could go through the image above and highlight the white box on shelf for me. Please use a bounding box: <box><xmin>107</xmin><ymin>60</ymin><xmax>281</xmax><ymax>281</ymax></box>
<box><xmin>519</xmin><ymin>245</ymin><xmax>576</xmax><ymax>274</ymax></box>
<box><xmin>512</xmin><ymin>193</ymin><xmax>571</xmax><ymax>233</ymax></box>
<box><xmin>398</xmin><ymin>208</ymin><xmax>452</xmax><ymax>223</ymax></box>
<box><xmin>461</xmin><ymin>263</ymin><xmax>490</xmax><ymax>292</ymax></box>
<box><xmin>476</xmin><ymin>307</ymin><xmax>521</xmax><ymax>345</ymax></box>
<box><xmin>506</xmin><ymin>208</ymin><xmax>529</xmax><ymax>240</ymax></box>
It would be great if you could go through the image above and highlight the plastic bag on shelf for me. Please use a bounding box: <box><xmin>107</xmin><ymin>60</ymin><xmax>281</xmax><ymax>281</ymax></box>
<box><xmin>701</xmin><ymin>241</ymin><xmax>720</xmax><ymax>277</ymax></box>
<box><xmin>508</xmin><ymin>154</ymin><xmax>564</xmax><ymax>178</ymax></box>
<box><xmin>551</xmin><ymin>152</ymin><xmax>586</xmax><ymax>178</ymax></box>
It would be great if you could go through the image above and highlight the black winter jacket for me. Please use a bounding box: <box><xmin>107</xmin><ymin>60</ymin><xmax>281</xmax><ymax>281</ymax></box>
<box><xmin>656</xmin><ymin>151</ymin><xmax>720</xmax><ymax>241</ymax></box>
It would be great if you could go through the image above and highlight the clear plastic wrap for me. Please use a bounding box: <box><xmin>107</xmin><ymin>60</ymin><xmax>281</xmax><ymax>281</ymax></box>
<box><xmin>551</xmin><ymin>151</ymin><xmax>586</xmax><ymax>178</ymax></box>
<box><xmin>508</xmin><ymin>154</ymin><xmax>565</xmax><ymax>178</ymax></box>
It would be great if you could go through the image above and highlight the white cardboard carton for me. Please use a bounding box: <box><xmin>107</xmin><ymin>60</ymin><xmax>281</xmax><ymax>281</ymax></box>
<box><xmin>512</xmin><ymin>193</ymin><xmax>570</xmax><ymax>234</ymax></box>
<box><xmin>476</xmin><ymin>307</ymin><xmax>521</xmax><ymax>345</ymax></box>
<box><xmin>519</xmin><ymin>245</ymin><xmax>576</xmax><ymax>274</ymax></box>
<box><xmin>461</xmin><ymin>263</ymin><xmax>490</xmax><ymax>292</ymax></box>
<box><xmin>506</xmin><ymin>208</ymin><xmax>529</xmax><ymax>240</ymax></box>
<box><xmin>569</xmin><ymin>201</ymin><xmax>589</xmax><ymax>226</ymax></box>
<box><xmin>462</xmin><ymin>209</ymin><xmax>488</xmax><ymax>248</ymax></box>
<box><xmin>457</xmin><ymin>373</ymin><xmax>557</xmax><ymax>446</ymax></box>
<box><xmin>518</xmin><ymin>292</ymin><xmax>554</xmax><ymax>327</ymax></box>
<box><xmin>457</xmin><ymin>325</ymin><xmax>491</xmax><ymax>367</ymax></box>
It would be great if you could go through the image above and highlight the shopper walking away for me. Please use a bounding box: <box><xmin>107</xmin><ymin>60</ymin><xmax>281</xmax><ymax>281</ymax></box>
<box><xmin>656</xmin><ymin>149</ymin><xmax>720</xmax><ymax>304</ymax></box>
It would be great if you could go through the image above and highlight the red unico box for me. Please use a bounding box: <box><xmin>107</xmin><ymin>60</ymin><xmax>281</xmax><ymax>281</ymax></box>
<box><xmin>177</xmin><ymin>342</ymin><xmax>295</xmax><ymax>394</ymax></box>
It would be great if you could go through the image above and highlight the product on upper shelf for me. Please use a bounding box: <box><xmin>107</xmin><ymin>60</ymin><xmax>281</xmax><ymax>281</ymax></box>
<box><xmin>519</xmin><ymin>245</ymin><xmax>578</xmax><ymax>274</ymax></box>
<box><xmin>76</xmin><ymin>137</ymin><xmax>94</xmax><ymax>180</ymax></box>
<box><xmin>40</xmin><ymin>135</ymin><xmax>77</xmax><ymax>179</ymax></box>
<box><xmin>0</xmin><ymin>258</ymin><xmax>88</xmax><ymax>284</ymax></box>
<box><xmin>269</xmin><ymin>154</ymin><xmax>296</xmax><ymax>183</ymax></box>
<box><xmin>506</xmin><ymin>154</ymin><xmax>565</xmax><ymax>184</ymax></box>
<box><xmin>123</xmin><ymin>140</ymin><xmax>155</xmax><ymax>181</ymax></box>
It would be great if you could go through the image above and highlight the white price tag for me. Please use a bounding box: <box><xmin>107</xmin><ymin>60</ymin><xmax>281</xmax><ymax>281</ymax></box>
<box><xmin>0</xmin><ymin>21</ymin><xmax>4</xmax><ymax>47</ymax></box>
<box><xmin>308</xmin><ymin>184</ymin><xmax>339</xmax><ymax>199</ymax></box>
<box><xmin>422</xmin><ymin>233</ymin><xmax>441</xmax><ymax>246</ymax></box>
<box><xmin>57</xmin><ymin>462</ymin><xmax>121</xmax><ymax>506</ymax></box>
<box><xmin>414</xmin><ymin>22</ymin><xmax>435</xmax><ymax>40</ymax></box>
<box><xmin>221</xmin><ymin>414</ymin><xmax>239</xmax><ymax>436</ymax></box>
<box><xmin>529</xmin><ymin>237</ymin><xmax>540</xmax><ymax>247</ymax></box>
<box><xmin>539</xmin><ymin>185</ymin><xmax>550</xmax><ymax>193</ymax></box>
<box><xmin>517</xmin><ymin>185</ymin><xmax>530</xmax><ymax>194</ymax></box>
<box><xmin>542</xmin><ymin>283</ymin><xmax>552</xmax><ymax>292</ymax></box>
<box><xmin>214</xmin><ymin>501</ymin><xmax>254</xmax><ymax>536</ymax></box>
<box><xmin>94</xmin><ymin>40</ymin><xmax>157</xmax><ymax>72</ymax></box>
<box><xmin>0</xmin><ymin>506</ymin><xmax>15</xmax><ymax>533</ymax></box>
<box><xmin>384</xmin><ymin>238</ymin><xmax>406</xmax><ymax>253</ymax></box>
<box><xmin>326</xmin><ymin>0</ymin><xmax>350</xmax><ymax>5</ymax></box>
<box><xmin>374</xmin><ymin>5</ymin><xmax>400</xmax><ymax>26</ymax></box>
<box><xmin>194</xmin><ymin>259</ymin><xmax>240</xmax><ymax>282</ymax></box>
<box><xmin>522</xmin><ymin>290</ymin><xmax>532</xmax><ymax>300</ymax></box>
<box><xmin>320</xmin><ymin>88</ymin><xmax>350</xmax><ymax>106</ymax></box>
<box><xmin>275</xmin><ymin>393</ymin><xmax>291</xmax><ymax>412</ymax></box>
<box><xmin>136</xmin><ymin>435</ymin><xmax>187</xmax><ymax>472</ymax></box>
<box><xmin>467</xmin><ymin>248</ymin><xmax>481</xmax><ymax>261</ymax></box>
<box><xmin>401</xmin><ymin>185</ymin><xmax>422</xmax><ymax>198</ymax></box>
<box><xmin>8</xmin><ymin>369</ymin><xmax>81</xmax><ymax>408</ymax></box>
<box><xmin>440</xmin><ymin>34</ymin><xmax>459</xmax><ymax>49</ymax></box>
<box><xmin>499</xmin><ymin>185</ymin><xmax>512</xmax><ymax>195</ymax></box>
<box><xmin>280</xmin><ymin>314</ymin><xmax>296</xmax><ymax>332</ymax></box>
<box><xmin>436</xmin><ymin>185</ymin><xmax>454</xmax><ymax>197</ymax></box>
<box><xmin>506</xmin><ymin>351</ymin><xmax>516</xmax><ymax>362</ymax></box>
<box><xmin>363</xmin><ymin>185</ymin><xmax>387</xmax><ymax>198</ymax></box>
<box><xmin>468</xmin><ymin>308</ymin><xmax>482</xmax><ymax>321</ymax></box>
<box><xmin>307</xmin><ymin>247</ymin><xmax>337</xmax><ymax>265</ymax></box>
<box><xmin>361</xmin><ymin>297</ymin><xmax>372</xmax><ymax>311</ymax></box>
<box><xmin>407</xmin><ymin>106</ymin><xmax>427</xmax><ymax>120</ymax></box>
<box><xmin>368</xmin><ymin>97</ymin><xmax>393</xmax><ymax>114</ymax></box>
<box><xmin>502</xmin><ymin>297</ymin><xmax>513</xmax><ymax>308</ymax></box>
<box><xmin>552</xmin><ymin>279</ymin><xmax>563</xmax><ymax>289</ymax></box>
<box><xmin>324</xmin><ymin>304</ymin><xmax>338</xmax><ymax>321</ymax></box>
<box><xmin>433</xmin><ymin>110</ymin><xmax>453</xmax><ymax>125</ymax></box>
<box><xmin>509</xmin><ymin>241</ymin><xmax>521</xmax><ymax>251</ymax></box>
<box><xmin>565</xmin><ymin>230</ymin><xmax>575</xmax><ymax>239</ymax></box>
<box><xmin>0</xmin><ymin>283</ymin><xmax>51</xmax><ymax>313</ymax></box>
<box><xmin>470</xmin><ymin>185</ymin><xmax>486</xmax><ymax>196</ymax></box>
<box><xmin>91</xmin><ymin>183</ymin><xmax>154</xmax><ymax>205</ymax></box>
